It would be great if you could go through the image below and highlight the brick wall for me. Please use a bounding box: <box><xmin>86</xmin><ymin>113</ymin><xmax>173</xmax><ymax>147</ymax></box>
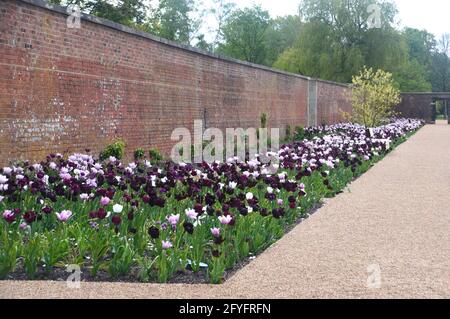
<box><xmin>0</xmin><ymin>0</ymin><xmax>351</xmax><ymax>165</ymax></box>
<box><xmin>316</xmin><ymin>80</ymin><xmax>352</xmax><ymax>125</ymax></box>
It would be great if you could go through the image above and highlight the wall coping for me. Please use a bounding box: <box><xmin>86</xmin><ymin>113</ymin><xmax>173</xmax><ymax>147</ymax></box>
<box><xmin>18</xmin><ymin>0</ymin><xmax>352</xmax><ymax>87</ymax></box>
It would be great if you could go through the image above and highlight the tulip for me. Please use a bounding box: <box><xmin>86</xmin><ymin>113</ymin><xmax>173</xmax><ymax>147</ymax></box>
<box><xmin>97</xmin><ymin>208</ymin><xmax>107</xmax><ymax>219</ymax></box>
<box><xmin>113</xmin><ymin>204</ymin><xmax>123</xmax><ymax>213</ymax></box>
<box><xmin>0</xmin><ymin>174</ymin><xmax>8</xmax><ymax>184</ymax></box>
<box><xmin>42</xmin><ymin>206</ymin><xmax>53</xmax><ymax>215</ymax></box>
<box><xmin>100</xmin><ymin>196</ymin><xmax>110</xmax><ymax>206</ymax></box>
<box><xmin>185</xmin><ymin>208</ymin><xmax>198</xmax><ymax>220</ymax></box>
<box><xmin>148</xmin><ymin>226</ymin><xmax>160</xmax><ymax>239</ymax></box>
<box><xmin>2</xmin><ymin>210</ymin><xmax>15</xmax><ymax>224</ymax></box>
<box><xmin>23</xmin><ymin>211</ymin><xmax>37</xmax><ymax>224</ymax></box>
<box><xmin>167</xmin><ymin>214</ymin><xmax>180</xmax><ymax>226</ymax></box>
<box><xmin>218</xmin><ymin>215</ymin><xmax>233</xmax><ymax>225</ymax></box>
<box><xmin>112</xmin><ymin>215</ymin><xmax>122</xmax><ymax>226</ymax></box>
<box><xmin>210</xmin><ymin>227</ymin><xmax>220</xmax><ymax>238</ymax></box>
<box><xmin>162</xmin><ymin>240</ymin><xmax>173</xmax><ymax>250</ymax></box>
<box><xmin>56</xmin><ymin>210</ymin><xmax>72</xmax><ymax>222</ymax></box>
<box><xmin>183</xmin><ymin>222</ymin><xmax>194</xmax><ymax>235</ymax></box>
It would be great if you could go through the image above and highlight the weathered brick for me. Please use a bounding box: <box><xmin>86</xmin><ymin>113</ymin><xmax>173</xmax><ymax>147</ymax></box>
<box><xmin>0</xmin><ymin>0</ymin><xmax>352</xmax><ymax>165</ymax></box>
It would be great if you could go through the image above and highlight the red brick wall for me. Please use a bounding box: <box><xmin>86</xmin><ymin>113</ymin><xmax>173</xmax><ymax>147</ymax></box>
<box><xmin>0</xmin><ymin>0</ymin><xmax>351</xmax><ymax>165</ymax></box>
<box><xmin>316</xmin><ymin>80</ymin><xmax>352</xmax><ymax>125</ymax></box>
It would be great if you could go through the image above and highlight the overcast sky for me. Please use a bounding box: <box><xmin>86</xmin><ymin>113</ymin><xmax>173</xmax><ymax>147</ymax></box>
<box><xmin>228</xmin><ymin>0</ymin><xmax>449</xmax><ymax>38</ymax></box>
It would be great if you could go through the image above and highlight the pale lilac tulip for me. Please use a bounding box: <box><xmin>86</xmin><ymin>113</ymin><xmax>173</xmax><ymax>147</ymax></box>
<box><xmin>56</xmin><ymin>210</ymin><xmax>72</xmax><ymax>222</ymax></box>
<box><xmin>100</xmin><ymin>197</ymin><xmax>110</xmax><ymax>206</ymax></box>
<box><xmin>218</xmin><ymin>215</ymin><xmax>233</xmax><ymax>225</ymax></box>
<box><xmin>210</xmin><ymin>227</ymin><xmax>221</xmax><ymax>238</ymax></box>
<box><xmin>162</xmin><ymin>240</ymin><xmax>173</xmax><ymax>250</ymax></box>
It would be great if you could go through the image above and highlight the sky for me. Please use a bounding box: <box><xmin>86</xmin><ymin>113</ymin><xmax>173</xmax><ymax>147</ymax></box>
<box><xmin>229</xmin><ymin>0</ymin><xmax>450</xmax><ymax>38</ymax></box>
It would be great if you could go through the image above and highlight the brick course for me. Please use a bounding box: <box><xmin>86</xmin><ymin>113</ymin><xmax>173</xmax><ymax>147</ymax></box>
<box><xmin>0</xmin><ymin>0</ymin><xmax>352</xmax><ymax>165</ymax></box>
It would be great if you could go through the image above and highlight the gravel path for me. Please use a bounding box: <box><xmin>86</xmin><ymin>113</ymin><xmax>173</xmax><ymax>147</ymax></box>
<box><xmin>1</xmin><ymin>123</ymin><xmax>449</xmax><ymax>299</ymax></box>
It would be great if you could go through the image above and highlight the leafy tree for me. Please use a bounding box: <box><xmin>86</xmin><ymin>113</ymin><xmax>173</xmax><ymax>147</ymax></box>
<box><xmin>150</xmin><ymin>0</ymin><xmax>199</xmax><ymax>44</ymax></box>
<box><xmin>342</xmin><ymin>67</ymin><xmax>401</xmax><ymax>127</ymax></box>
<box><xmin>264</xmin><ymin>15</ymin><xmax>302</xmax><ymax>66</ymax></box>
<box><xmin>217</xmin><ymin>5</ymin><xmax>270</xmax><ymax>64</ymax></box>
<box><xmin>48</xmin><ymin>0</ymin><xmax>148</xmax><ymax>26</ymax></box>
<box><xmin>431</xmin><ymin>34</ymin><xmax>450</xmax><ymax>92</ymax></box>
<box><xmin>209</xmin><ymin>0</ymin><xmax>236</xmax><ymax>48</ymax></box>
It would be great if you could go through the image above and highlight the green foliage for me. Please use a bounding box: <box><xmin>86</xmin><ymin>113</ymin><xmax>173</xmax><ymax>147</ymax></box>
<box><xmin>0</xmin><ymin>230</ymin><xmax>19</xmax><ymax>279</ymax></box>
<box><xmin>343</xmin><ymin>67</ymin><xmax>402</xmax><ymax>127</ymax></box>
<box><xmin>48</xmin><ymin>0</ymin><xmax>148</xmax><ymax>27</ymax></box>
<box><xmin>149</xmin><ymin>0</ymin><xmax>198</xmax><ymax>44</ymax></box>
<box><xmin>23</xmin><ymin>235</ymin><xmax>42</xmax><ymax>280</ymax></box>
<box><xmin>285</xmin><ymin>125</ymin><xmax>292</xmax><ymax>142</ymax></box>
<box><xmin>134</xmin><ymin>148</ymin><xmax>145</xmax><ymax>160</ymax></box>
<box><xmin>217</xmin><ymin>5</ymin><xmax>271</xmax><ymax>64</ymax></box>
<box><xmin>260</xmin><ymin>112</ymin><xmax>267</xmax><ymax>128</ymax></box>
<box><xmin>294</xmin><ymin>125</ymin><xmax>305</xmax><ymax>141</ymax></box>
<box><xmin>273</xmin><ymin>0</ymin><xmax>441</xmax><ymax>92</ymax></box>
<box><xmin>149</xmin><ymin>148</ymin><xmax>163</xmax><ymax>163</ymax></box>
<box><xmin>100</xmin><ymin>139</ymin><xmax>126</xmax><ymax>161</ymax></box>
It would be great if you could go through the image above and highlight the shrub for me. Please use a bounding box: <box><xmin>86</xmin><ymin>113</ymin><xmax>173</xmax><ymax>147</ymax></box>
<box><xmin>149</xmin><ymin>148</ymin><xmax>163</xmax><ymax>163</ymax></box>
<box><xmin>260</xmin><ymin>113</ymin><xmax>267</xmax><ymax>128</ymax></box>
<box><xmin>342</xmin><ymin>67</ymin><xmax>402</xmax><ymax>127</ymax></box>
<box><xmin>100</xmin><ymin>139</ymin><xmax>126</xmax><ymax>161</ymax></box>
<box><xmin>294</xmin><ymin>125</ymin><xmax>305</xmax><ymax>140</ymax></box>
<box><xmin>134</xmin><ymin>148</ymin><xmax>145</xmax><ymax>160</ymax></box>
<box><xmin>285</xmin><ymin>125</ymin><xmax>292</xmax><ymax>142</ymax></box>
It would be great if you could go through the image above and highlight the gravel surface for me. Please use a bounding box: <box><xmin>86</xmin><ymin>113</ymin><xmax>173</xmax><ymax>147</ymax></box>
<box><xmin>1</xmin><ymin>123</ymin><xmax>449</xmax><ymax>299</ymax></box>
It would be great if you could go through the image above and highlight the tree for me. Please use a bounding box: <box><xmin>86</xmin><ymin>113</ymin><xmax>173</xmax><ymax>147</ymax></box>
<box><xmin>342</xmin><ymin>67</ymin><xmax>401</xmax><ymax>127</ymax></box>
<box><xmin>274</xmin><ymin>0</ymin><xmax>402</xmax><ymax>82</ymax></box>
<box><xmin>431</xmin><ymin>34</ymin><xmax>450</xmax><ymax>92</ymax></box>
<box><xmin>264</xmin><ymin>15</ymin><xmax>302</xmax><ymax>66</ymax></box>
<box><xmin>150</xmin><ymin>0</ymin><xmax>199</xmax><ymax>44</ymax></box>
<box><xmin>48</xmin><ymin>0</ymin><xmax>148</xmax><ymax>26</ymax></box>
<box><xmin>217</xmin><ymin>5</ymin><xmax>270</xmax><ymax>64</ymax></box>
<box><xmin>209</xmin><ymin>0</ymin><xmax>236</xmax><ymax>48</ymax></box>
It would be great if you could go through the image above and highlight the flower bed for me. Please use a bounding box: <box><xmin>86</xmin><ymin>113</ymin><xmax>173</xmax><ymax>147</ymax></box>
<box><xmin>0</xmin><ymin>119</ymin><xmax>423</xmax><ymax>283</ymax></box>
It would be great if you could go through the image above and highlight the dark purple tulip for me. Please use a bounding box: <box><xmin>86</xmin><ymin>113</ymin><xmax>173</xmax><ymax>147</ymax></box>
<box><xmin>239</xmin><ymin>207</ymin><xmax>248</xmax><ymax>216</ymax></box>
<box><xmin>123</xmin><ymin>194</ymin><xmax>132</xmax><ymax>202</ymax></box>
<box><xmin>183</xmin><ymin>221</ymin><xmax>194</xmax><ymax>235</ymax></box>
<box><xmin>42</xmin><ymin>206</ymin><xmax>53</xmax><ymax>215</ymax></box>
<box><xmin>194</xmin><ymin>203</ymin><xmax>203</xmax><ymax>214</ymax></box>
<box><xmin>212</xmin><ymin>250</ymin><xmax>221</xmax><ymax>258</ymax></box>
<box><xmin>127</xmin><ymin>211</ymin><xmax>134</xmax><ymax>221</ymax></box>
<box><xmin>37</xmin><ymin>171</ymin><xmax>45</xmax><ymax>179</ymax></box>
<box><xmin>214</xmin><ymin>236</ymin><xmax>224</xmax><ymax>245</ymax></box>
<box><xmin>112</xmin><ymin>215</ymin><xmax>122</xmax><ymax>226</ymax></box>
<box><xmin>131</xmin><ymin>200</ymin><xmax>139</xmax><ymax>207</ymax></box>
<box><xmin>97</xmin><ymin>208</ymin><xmax>107</xmax><ymax>220</ymax></box>
<box><xmin>142</xmin><ymin>195</ymin><xmax>150</xmax><ymax>204</ymax></box>
<box><xmin>106</xmin><ymin>190</ymin><xmax>115</xmax><ymax>199</ymax></box>
<box><xmin>148</xmin><ymin>226</ymin><xmax>160</xmax><ymax>239</ymax></box>
<box><xmin>89</xmin><ymin>211</ymin><xmax>98</xmax><ymax>219</ymax></box>
<box><xmin>272</xmin><ymin>208</ymin><xmax>285</xmax><ymax>219</ymax></box>
<box><xmin>23</xmin><ymin>210</ymin><xmax>37</xmax><ymax>224</ymax></box>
